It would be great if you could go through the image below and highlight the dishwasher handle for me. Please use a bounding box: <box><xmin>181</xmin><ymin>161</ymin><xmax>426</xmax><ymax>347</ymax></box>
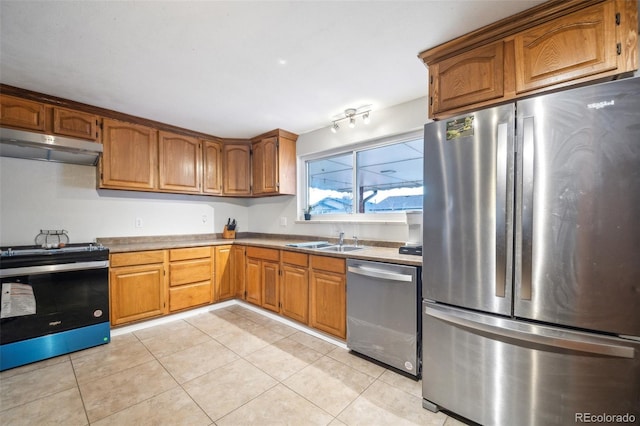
<box><xmin>347</xmin><ymin>265</ymin><xmax>413</xmax><ymax>282</ymax></box>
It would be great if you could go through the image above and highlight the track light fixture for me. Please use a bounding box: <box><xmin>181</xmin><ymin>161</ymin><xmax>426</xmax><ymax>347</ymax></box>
<box><xmin>330</xmin><ymin>105</ymin><xmax>372</xmax><ymax>132</ymax></box>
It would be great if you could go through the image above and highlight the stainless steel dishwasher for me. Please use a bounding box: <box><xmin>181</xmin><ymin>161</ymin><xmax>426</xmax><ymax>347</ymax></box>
<box><xmin>346</xmin><ymin>259</ymin><xmax>421</xmax><ymax>377</ymax></box>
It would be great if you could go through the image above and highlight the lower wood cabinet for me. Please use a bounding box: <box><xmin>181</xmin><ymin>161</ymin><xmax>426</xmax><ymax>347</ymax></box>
<box><xmin>309</xmin><ymin>255</ymin><xmax>346</xmax><ymax>339</ymax></box>
<box><xmin>231</xmin><ymin>245</ymin><xmax>246</xmax><ymax>298</ymax></box>
<box><xmin>109</xmin><ymin>250</ymin><xmax>167</xmax><ymax>326</ymax></box>
<box><xmin>215</xmin><ymin>245</ymin><xmax>234</xmax><ymax>301</ymax></box>
<box><xmin>280</xmin><ymin>251</ymin><xmax>309</xmax><ymax>324</ymax></box>
<box><xmin>168</xmin><ymin>247</ymin><xmax>214</xmax><ymax>312</ymax></box>
<box><xmin>245</xmin><ymin>247</ymin><xmax>280</xmax><ymax>312</ymax></box>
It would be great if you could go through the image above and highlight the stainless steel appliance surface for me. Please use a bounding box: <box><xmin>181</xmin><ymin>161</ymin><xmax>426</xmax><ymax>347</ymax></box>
<box><xmin>422</xmin><ymin>77</ymin><xmax>640</xmax><ymax>425</ymax></box>
<box><xmin>347</xmin><ymin>259</ymin><xmax>421</xmax><ymax>377</ymax></box>
<box><xmin>0</xmin><ymin>243</ymin><xmax>110</xmax><ymax>371</ymax></box>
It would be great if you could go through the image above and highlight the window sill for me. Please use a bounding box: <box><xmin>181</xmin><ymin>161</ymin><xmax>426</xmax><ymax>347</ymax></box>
<box><xmin>295</xmin><ymin>218</ymin><xmax>407</xmax><ymax>225</ymax></box>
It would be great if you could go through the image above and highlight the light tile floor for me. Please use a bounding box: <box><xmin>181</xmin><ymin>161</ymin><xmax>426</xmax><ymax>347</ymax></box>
<box><xmin>0</xmin><ymin>304</ymin><xmax>470</xmax><ymax>425</ymax></box>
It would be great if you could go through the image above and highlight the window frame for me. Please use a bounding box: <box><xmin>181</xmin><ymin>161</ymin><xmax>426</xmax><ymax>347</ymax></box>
<box><xmin>299</xmin><ymin>130</ymin><xmax>423</xmax><ymax>223</ymax></box>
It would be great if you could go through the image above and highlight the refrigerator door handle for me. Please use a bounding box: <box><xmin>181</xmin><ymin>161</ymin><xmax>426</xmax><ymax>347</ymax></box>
<box><xmin>495</xmin><ymin>121</ymin><xmax>509</xmax><ymax>298</ymax></box>
<box><xmin>425</xmin><ymin>305</ymin><xmax>635</xmax><ymax>359</ymax></box>
<box><xmin>346</xmin><ymin>265</ymin><xmax>413</xmax><ymax>282</ymax></box>
<box><xmin>520</xmin><ymin>116</ymin><xmax>535</xmax><ymax>300</ymax></box>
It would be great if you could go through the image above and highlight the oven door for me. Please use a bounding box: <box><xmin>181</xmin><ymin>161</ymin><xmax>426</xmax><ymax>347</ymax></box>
<box><xmin>1</xmin><ymin>260</ymin><xmax>110</xmax><ymax>370</ymax></box>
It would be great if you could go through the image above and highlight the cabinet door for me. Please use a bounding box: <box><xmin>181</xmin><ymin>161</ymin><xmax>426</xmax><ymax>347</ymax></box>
<box><xmin>215</xmin><ymin>245</ymin><xmax>233</xmax><ymax>301</ymax></box>
<box><xmin>514</xmin><ymin>1</ymin><xmax>617</xmax><ymax>94</ymax></box>
<box><xmin>281</xmin><ymin>263</ymin><xmax>309</xmax><ymax>324</ymax></box>
<box><xmin>231</xmin><ymin>245</ymin><xmax>246</xmax><ymax>298</ymax></box>
<box><xmin>246</xmin><ymin>257</ymin><xmax>262</xmax><ymax>305</ymax></box>
<box><xmin>262</xmin><ymin>260</ymin><xmax>280</xmax><ymax>313</ymax></box>
<box><xmin>223</xmin><ymin>143</ymin><xmax>251</xmax><ymax>195</ymax></box>
<box><xmin>110</xmin><ymin>263</ymin><xmax>166</xmax><ymax>325</ymax></box>
<box><xmin>101</xmin><ymin>118</ymin><xmax>158</xmax><ymax>190</ymax></box>
<box><xmin>431</xmin><ymin>41</ymin><xmax>504</xmax><ymax>114</ymax></box>
<box><xmin>52</xmin><ymin>107</ymin><xmax>100</xmax><ymax>141</ymax></box>
<box><xmin>158</xmin><ymin>131</ymin><xmax>201</xmax><ymax>193</ymax></box>
<box><xmin>203</xmin><ymin>139</ymin><xmax>223</xmax><ymax>194</ymax></box>
<box><xmin>310</xmin><ymin>269</ymin><xmax>346</xmax><ymax>339</ymax></box>
<box><xmin>0</xmin><ymin>95</ymin><xmax>46</xmax><ymax>131</ymax></box>
<box><xmin>252</xmin><ymin>136</ymin><xmax>279</xmax><ymax>195</ymax></box>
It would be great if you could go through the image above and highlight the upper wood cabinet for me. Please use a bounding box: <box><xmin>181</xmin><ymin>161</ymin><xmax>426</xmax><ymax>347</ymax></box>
<box><xmin>52</xmin><ymin>107</ymin><xmax>100</xmax><ymax>141</ymax></box>
<box><xmin>0</xmin><ymin>95</ymin><xmax>46</xmax><ymax>131</ymax></box>
<box><xmin>430</xmin><ymin>42</ymin><xmax>505</xmax><ymax>114</ymax></box>
<box><xmin>251</xmin><ymin>129</ymin><xmax>298</xmax><ymax>196</ymax></box>
<box><xmin>419</xmin><ymin>0</ymin><xmax>638</xmax><ymax>119</ymax></box>
<box><xmin>100</xmin><ymin>118</ymin><xmax>158</xmax><ymax>190</ymax></box>
<box><xmin>222</xmin><ymin>142</ymin><xmax>252</xmax><ymax>196</ymax></box>
<box><xmin>514</xmin><ymin>1</ymin><xmax>618</xmax><ymax>94</ymax></box>
<box><xmin>203</xmin><ymin>138</ymin><xmax>223</xmax><ymax>194</ymax></box>
<box><xmin>158</xmin><ymin>131</ymin><xmax>202</xmax><ymax>194</ymax></box>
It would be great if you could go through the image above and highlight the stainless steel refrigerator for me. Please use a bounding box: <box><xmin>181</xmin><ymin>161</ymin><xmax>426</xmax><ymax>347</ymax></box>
<box><xmin>422</xmin><ymin>77</ymin><xmax>640</xmax><ymax>426</ymax></box>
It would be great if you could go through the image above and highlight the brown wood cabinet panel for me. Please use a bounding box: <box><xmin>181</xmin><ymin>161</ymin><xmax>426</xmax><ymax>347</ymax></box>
<box><xmin>223</xmin><ymin>143</ymin><xmax>251</xmax><ymax>196</ymax></box>
<box><xmin>310</xmin><ymin>268</ymin><xmax>346</xmax><ymax>339</ymax></box>
<box><xmin>310</xmin><ymin>255</ymin><xmax>345</xmax><ymax>274</ymax></box>
<box><xmin>52</xmin><ymin>107</ymin><xmax>100</xmax><ymax>140</ymax></box>
<box><xmin>169</xmin><ymin>246</ymin><xmax>212</xmax><ymax>261</ymax></box>
<box><xmin>246</xmin><ymin>247</ymin><xmax>280</xmax><ymax>262</ymax></box>
<box><xmin>514</xmin><ymin>1</ymin><xmax>617</xmax><ymax>93</ymax></box>
<box><xmin>100</xmin><ymin>118</ymin><xmax>158</xmax><ymax>190</ymax></box>
<box><xmin>109</xmin><ymin>263</ymin><xmax>166</xmax><ymax>325</ymax></box>
<box><xmin>246</xmin><ymin>257</ymin><xmax>262</xmax><ymax>305</ymax></box>
<box><xmin>261</xmin><ymin>260</ymin><xmax>280</xmax><ymax>313</ymax></box>
<box><xmin>0</xmin><ymin>95</ymin><xmax>46</xmax><ymax>131</ymax></box>
<box><xmin>432</xmin><ymin>42</ymin><xmax>504</xmax><ymax>114</ymax></box>
<box><xmin>281</xmin><ymin>250</ymin><xmax>308</xmax><ymax>267</ymax></box>
<box><xmin>169</xmin><ymin>258</ymin><xmax>212</xmax><ymax>286</ymax></box>
<box><xmin>158</xmin><ymin>131</ymin><xmax>201</xmax><ymax>193</ymax></box>
<box><xmin>169</xmin><ymin>281</ymin><xmax>212</xmax><ymax>312</ymax></box>
<box><xmin>215</xmin><ymin>245</ymin><xmax>234</xmax><ymax>301</ymax></box>
<box><xmin>203</xmin><ymin>139</ymin><xmax>223</xmax><ymax>194</ymax></box>
<box><xmin>110</xmin><ymin>250</ymin><xmax>165</xmax><ymax>267</ymax></box>
<box><xmin>252</xmin><ymin>136</ymin><xmax>277</xmax><ymax>195</ymax></box>
<box><xmin>232</xmin><ymin>245</ymin><xmax>246</xmax><ymax>298</ymax></box>
<box><xmin>281</xmin><ymin>262</ymin><xmax>309</xmax><ymax>324</ymax></box>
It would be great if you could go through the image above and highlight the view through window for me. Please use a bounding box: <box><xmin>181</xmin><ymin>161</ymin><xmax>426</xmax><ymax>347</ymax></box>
<box><xmin>306</xmin><ymin>134</ymin><xmax>423</xmax><ymax>215</ymax></box>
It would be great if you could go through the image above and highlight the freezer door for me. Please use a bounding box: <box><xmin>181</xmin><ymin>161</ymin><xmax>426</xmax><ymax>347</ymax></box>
<box><xmin>515</xmin><ymin>77</ymin><xmax>640</xmax><ymax>337</ymax></box>
<box><xmin>423</xmin><ymin>104</ymin><xmax>515</xmax><ymax>315</ymax></box>
<box><xmin>422</xmin><ymin>302</ymin><xmax>640</xmax><ymax>426</ymax></box>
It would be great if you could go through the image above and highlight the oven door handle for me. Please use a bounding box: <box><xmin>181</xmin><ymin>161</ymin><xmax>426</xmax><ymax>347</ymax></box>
<box><xmin>0</xmin><ymin>260</ymin><xmax>109</xmax><ymax>278</ymax></box>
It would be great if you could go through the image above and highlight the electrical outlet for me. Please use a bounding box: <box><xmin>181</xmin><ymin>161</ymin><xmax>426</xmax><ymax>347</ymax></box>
<box><xmin>135</xmin><ymin>217</ymin><xmax>143</xmax><ymax>228</ymax></box>
<box><xmin>280</xmin><ymin>216</ymin><xmax>287</xmax><ymax>226</ymax></box>
<box><xmin>202</xmin><ymin>215</ymin><xmax>208</xmax><ymax>224</ymax></box>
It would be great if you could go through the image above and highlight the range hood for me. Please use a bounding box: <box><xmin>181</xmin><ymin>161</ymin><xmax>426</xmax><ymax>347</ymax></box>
<box><xmin>0</xmin><ymin>127</ymin><xmax>103</xmax><ymax>166</ymax></box>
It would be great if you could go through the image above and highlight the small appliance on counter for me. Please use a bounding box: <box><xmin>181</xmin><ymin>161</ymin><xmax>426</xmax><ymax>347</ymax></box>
<box><xmin>0</xmin><ymin>233</ymin><xmax>110</xmax><ymax>371</ymax></box>
<box><xmin>399</xmin><ymin>211</ymin><xmax>422</xmax><ymax>256</ymax></box>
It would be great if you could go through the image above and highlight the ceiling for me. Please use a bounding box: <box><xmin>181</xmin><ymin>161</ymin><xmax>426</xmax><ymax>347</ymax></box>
<box><xmin>0</xmin><ymin>1</ymin><xmax>544</xmax><ymax>139</ymax></box>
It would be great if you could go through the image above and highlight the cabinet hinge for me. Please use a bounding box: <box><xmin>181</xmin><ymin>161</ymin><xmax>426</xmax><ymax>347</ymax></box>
<box><xmin>100</xmin><ymin>172</ymin><xmax>103</xmax><ymax>180</ymax></box>
<box><xmin>276</xmin><ymin>182</ymin><xmax>280</xmax><ymax>189</ymax></box>
<box><xmin>615</xmin><ymin>12</ymin><xmax>620</xmax><ymax>25</ymax></box>
<box><xmin>430</xmin><ymin>97</ymin><xmax>433</xmax><ymax>106</ymax></box>
<box><xmin>244</xmin><ymin>290</ymin><xmax>247</xmax><ymax>298</ymax></box>
<box><xmin>617</xmin><ymin>43</ymin><xmax>622</xmax><ymax>55</ymax></box>
<box><xmin>430</xmin><ymin>75</ymin><xmax>433</xmax><ymax>84</ymax></box>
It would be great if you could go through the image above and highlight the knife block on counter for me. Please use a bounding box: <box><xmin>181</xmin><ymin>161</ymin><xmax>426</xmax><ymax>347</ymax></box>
<box><xmin>222</xmin><ymin>226</ymin><xmax>236</xmax><ymax>239</ymax></box>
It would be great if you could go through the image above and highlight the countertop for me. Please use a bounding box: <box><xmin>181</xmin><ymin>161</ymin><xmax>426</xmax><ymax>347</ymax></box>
<box><xmin>98</xmin><ymin>233</ymin><xmax>422</xmax><ymax>267</ymax></box>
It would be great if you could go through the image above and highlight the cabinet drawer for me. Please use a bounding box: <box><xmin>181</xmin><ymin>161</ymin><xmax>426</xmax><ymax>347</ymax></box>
<box><xmin>169</xmin><ymin>246</ymin><xmax>212</xmax><ymax>261</ymax></box>
<box><xmin>246</xmin><ymin>246</ymin><xmax>280</xmax><ymax>262</ymax></box>
<box><xmin>169</xmin><ymin>281</ymin><xmax>212</xmax><ymax>311</ymax></box>
<box><xmin>282</xmin><ymin>250</ymin><xmax>308</xmax><ymax>267</ymax></box>
<box><xmin>110</xmin><ymin>250</ymin><xmax>165</xmax><ymax>267</ymax></box>
<box><xmin>169</xmin><ymin>258</ymin><xmax>212</xmax><ymax>286</ymax></box>
<box><xmin>310</xmin><ymin>255</ymin><xmax>345</xmax><ymax>274</ymax></box>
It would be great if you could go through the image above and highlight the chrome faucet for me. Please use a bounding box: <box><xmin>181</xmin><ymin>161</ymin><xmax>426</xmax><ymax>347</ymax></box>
<box><xmin>353</xmin><ymin>236</ymin><xmax>358</xmax><ymax>247</ymax></box>
<box><xmin>338</xmin><ymin>231</ymin><xmax>344</xmax><ymax>247</ymax></box>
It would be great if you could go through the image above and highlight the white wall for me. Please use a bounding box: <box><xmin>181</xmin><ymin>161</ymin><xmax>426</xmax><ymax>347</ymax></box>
<box><xmin>0</xmin><ymin>157</ymin><xmax>249</xmax><ymax>246</ymax></box>
<box><xmin>246</xmin><ymin>96</ymin><xmax>430</xmax><ymax>243</ymax></box>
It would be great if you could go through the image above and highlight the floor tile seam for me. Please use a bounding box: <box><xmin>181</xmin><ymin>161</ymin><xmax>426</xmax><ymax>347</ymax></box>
<box><xmin>324</xmin><ymin>350</ymin><xmax>387</xmax><ymax>380</ymax></box>
<box><xmin>71</xmin><ymin>350</ymin><xmax>157</xmax><ymax>387</ymax></box>
<box><xmin>208</xmin><ymin>380</ymin><xmax>283</xmax><ymax>424</ymax></box>
<box><xmin>158</xmin><ymin>351</ymin><xmax>240</xmax><ymax>387</ymax></box>
<box><xmin>277</xmin><ymin>379</ymin><xmax>339</xmax><ymax>421</ymax></box>
<box><xmin>374</xmin><ymin>373</ymin><xmax>422</xmax><ymax>399</ymax></box>
<box><xmin>0</xmin><ymin>382</ymin><xmax>80</xmax><ymax>417</ymax></box>
<box><xmin>69</xmin><ymin>356</ymin><xmax>92</xmax><ymax>426</ymax></box>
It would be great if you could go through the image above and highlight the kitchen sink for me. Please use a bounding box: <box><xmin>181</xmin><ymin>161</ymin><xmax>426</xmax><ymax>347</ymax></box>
<box><xmin>318</xmin><ymin>245</ymin><xmax>364</xmax><ymax>253</ymax></box>
<box><xmin>285</xmin><ymin>241</ymin><xmax>333</xmax><ymax>249</ymax></box>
